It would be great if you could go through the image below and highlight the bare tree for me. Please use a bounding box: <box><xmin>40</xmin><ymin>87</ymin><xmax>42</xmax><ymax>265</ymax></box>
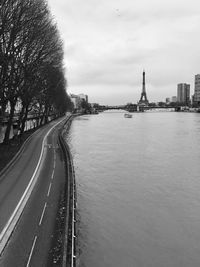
<box><xmin>0</xmin><ymin>0</ymin><xmax>71</xmax><ymax>143</ymax></box>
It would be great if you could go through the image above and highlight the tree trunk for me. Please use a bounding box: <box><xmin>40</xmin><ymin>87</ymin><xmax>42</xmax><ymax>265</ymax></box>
<box><xmin>40</xmin><ymin>113</ymin><xmax>45</xmax><ymax>126</ymax></box>
<box><xmin>44</xmin><ymin>106</ymin><xmax>50</xmax><ymax>124</ymax></box>
<box><xmin>3</xmin><ymin>102</ymin><xmax>15</xmax><ymax>144</ymax></box>
<box><xmin>18</xmin><ymin>104</ymin><xmax>25</xmax><ymax>131</ymax></box>
<box><xmin>0</xmin><ymin>101</ymin><xmax>7</xmax><ymax>118</ymax></box>
<box><xmin>20</xmin><ymin>105</ymin><xmax>29</xmax><ymax>135</ymax></box>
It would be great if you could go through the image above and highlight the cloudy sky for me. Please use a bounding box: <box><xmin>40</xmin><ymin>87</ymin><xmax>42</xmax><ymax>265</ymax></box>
<box><xmin>48</xmin><ymin>0</ymin><xmax>200</xmax><ymax>105</ymax></box>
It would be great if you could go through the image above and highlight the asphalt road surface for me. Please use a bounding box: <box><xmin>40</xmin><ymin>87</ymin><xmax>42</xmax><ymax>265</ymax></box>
<box><xmin>0</xmin><ymin>116</ymin><xmax>69</xmax><ymax>267</ymax></box>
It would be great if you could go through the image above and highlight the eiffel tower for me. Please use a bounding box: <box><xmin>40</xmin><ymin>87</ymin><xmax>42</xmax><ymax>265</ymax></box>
<box><xmin>138</xmin><ymin>70</ymin><xmax>149</xmax><ymax>105</ymax></box>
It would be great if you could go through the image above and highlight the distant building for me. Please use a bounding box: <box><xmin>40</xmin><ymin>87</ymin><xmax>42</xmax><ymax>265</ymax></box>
<box><xmin>70</xmin><ymin>93</ymin><xmax>89</xmax><ymax>111</ymax></box>
<box><xmin>192</xmin><ymin>94</ymin><xmax>195</xmax><ymax>106</ymax></box>
<box><xmin>171</xmin><ymin>96</ymin><xmax>177</xmax><ymax>102</ymax></box>
<box><xmin>70</xmin><ymin>94</ymin><xmax>82</xmax><ymax>110</ymax></box>
<box><xmin>78</xmin><ymin>94</ymin><xmax>88</xmax><ymax>103</ymax></box>
<box><xmin>165</xmin><ymin>98</ymin><xmax>170</xmax><ymax>104</ymax></box>
<box><xmin>177</xmin><ymin>83</ymin><xmax>190</xmax><ymax>104</ymax></box>
<box><xmin>194</xmin><ymin>74</ymin><xmax>200</xmax><ymax>105</ymax></box>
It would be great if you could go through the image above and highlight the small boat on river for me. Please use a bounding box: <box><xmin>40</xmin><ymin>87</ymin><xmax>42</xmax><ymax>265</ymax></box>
<box><xmin>124</xmin><ymin>113</ymin><xmax>132</xmax><ymax>118</ymax></box>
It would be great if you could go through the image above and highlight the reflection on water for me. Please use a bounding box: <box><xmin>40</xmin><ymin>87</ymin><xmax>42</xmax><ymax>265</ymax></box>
<box><xmin>66</xmin><ymin>111</ymin><xmax>200</xmax><ymax>267</ymax></box>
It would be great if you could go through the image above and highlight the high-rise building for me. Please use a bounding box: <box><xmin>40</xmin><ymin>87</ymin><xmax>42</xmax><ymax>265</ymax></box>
<box><xmin>194</xmin><ymin>74</ymin><xmax>200</xmax><ymax>105</ymax></box>
<box><xmin>177</xmin><ymin>83</ymin><xmax>190</xmax><ymax>104</ymax></box>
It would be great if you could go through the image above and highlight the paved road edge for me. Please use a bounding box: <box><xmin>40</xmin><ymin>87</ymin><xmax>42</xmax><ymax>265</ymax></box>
<box><xmin>0</xmin><ymin>116</ymin><xmax>67</xmax><ymax>256</ymax></box>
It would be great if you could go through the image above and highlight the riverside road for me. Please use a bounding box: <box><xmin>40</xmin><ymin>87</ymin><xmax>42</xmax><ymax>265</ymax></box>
<box><xmin>0</xmin><ymin>116</ymin><xmax>69</xmax><ymax>267</ymax></box>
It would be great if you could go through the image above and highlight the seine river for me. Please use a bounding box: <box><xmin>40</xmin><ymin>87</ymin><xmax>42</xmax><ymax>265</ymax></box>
<box><xmin>66</xmin><ymin>111</ymin><xmax>200</xmax><ymax>267</ymax></box>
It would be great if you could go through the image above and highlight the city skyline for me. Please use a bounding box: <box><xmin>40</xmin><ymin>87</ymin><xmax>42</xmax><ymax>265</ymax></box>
<box><xmin>48</xmin><ymin>0</ymin><xmax>200</xmax><ymax>105</ymax></box>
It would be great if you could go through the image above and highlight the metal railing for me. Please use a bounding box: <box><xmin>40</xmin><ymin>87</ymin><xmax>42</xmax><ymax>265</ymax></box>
<box><xmin>59</xmin><ymin>115</ymin><xmax>77</xmax><ymax>267</ymax></box>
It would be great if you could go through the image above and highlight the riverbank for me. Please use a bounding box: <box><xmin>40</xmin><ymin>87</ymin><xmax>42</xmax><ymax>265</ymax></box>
<box><xmin>58</xmin><ymin>116</ymin><xmax>77</xmax><ymax>266</ymax></box>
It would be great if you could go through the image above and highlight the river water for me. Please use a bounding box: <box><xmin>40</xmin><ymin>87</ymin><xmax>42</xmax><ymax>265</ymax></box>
<box><xmin>66</xmin><ymin>111</ymin><xmax>200</xmax><ymax>267</ymax></box>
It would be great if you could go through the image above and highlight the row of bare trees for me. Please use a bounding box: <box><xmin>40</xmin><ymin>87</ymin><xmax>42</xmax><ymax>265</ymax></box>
<box><xmin>0</xmin><ymin>0</ymin><xmax>73</xmax><ymax>143</ymax></box>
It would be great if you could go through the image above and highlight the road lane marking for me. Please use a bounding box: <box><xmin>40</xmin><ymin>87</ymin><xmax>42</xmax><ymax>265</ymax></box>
<box><xmin>0</xmin><ymin>116</ymin><xmax>67</xmax><ymax>255</ymax></box>
<box><xmin>39</xmin><ymin>203</ymin><xmax>47</xmax><ymax>226</ymax></box>
<box><xmin>26</xmin><ymin>235</ymin><xmax>37</xmax><ymax>267</ymax></box>
<box><xmin>47</xmin><ymin>183</ymin><xmax>52</xmax><ymax>197</ymax></box>
<box><xmin>51</xmin><ymin>169</ymin><xmax>54</xmax><ymax>180</ymax></box>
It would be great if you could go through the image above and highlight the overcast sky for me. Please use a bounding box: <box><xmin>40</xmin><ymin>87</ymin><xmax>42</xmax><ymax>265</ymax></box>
<box><xmin>48</xmin><ymin>0</ymin><xmax>200</xmax><ymax>105</ymax></box>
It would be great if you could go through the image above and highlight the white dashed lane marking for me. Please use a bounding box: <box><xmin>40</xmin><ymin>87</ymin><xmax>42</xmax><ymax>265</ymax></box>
<box><xmin>47</xmin><ymin>183</ymin><xmax>52</xmax><ymax>197</ymax></box>
<box><xmin>39</xmin><ymin>203</ymin><xmax>47</xmax><ymax>226</ymax></box>
<box><xmin>26</xmin><ymin>236</ymin><xmax>37</xmax><ymax>267</ymax></box>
